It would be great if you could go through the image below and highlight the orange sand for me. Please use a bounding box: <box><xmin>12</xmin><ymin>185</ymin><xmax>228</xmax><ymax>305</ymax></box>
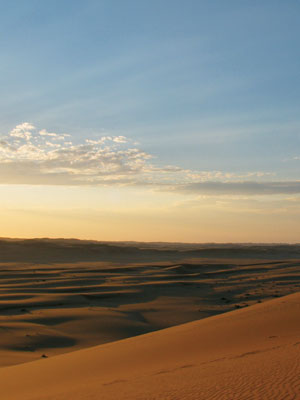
<box><xmin>1</xmin><ymin>292</ymin><xmax>299</xmax><ymax>400</ymax></box>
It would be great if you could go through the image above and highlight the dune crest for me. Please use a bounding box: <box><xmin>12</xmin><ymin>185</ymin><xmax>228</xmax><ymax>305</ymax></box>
<box><xmin>1</xmin><ymin>292</ymin><xmax>299</xmax><ymax>400</ymax></box>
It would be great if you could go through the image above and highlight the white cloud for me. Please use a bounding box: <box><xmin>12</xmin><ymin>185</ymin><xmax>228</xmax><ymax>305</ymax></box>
<box><xmin>0</xmin><ymin>123</ymin><xmax>155</xmax><ymax>185</ymax></box>
<box><xmin>112</xmin><ymin>136</ymin><xmax>127</xmax><ymax>143</ymax></box>
<box><xmin>1</xmin><ymin>122</ymin><xmax>296</xmax><ymax>195</ymax></box>
<box><xmin>39</xmin><ymin>129</ymin><xmax>58</xmax><ymax>137</ymax></box>
<box><xmin>10</xmin><ymin>122</ymin><xmax>35</xmax><ymax>140</ymax></box>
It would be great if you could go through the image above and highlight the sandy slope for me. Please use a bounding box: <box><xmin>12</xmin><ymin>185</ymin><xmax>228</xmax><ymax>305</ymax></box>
<box><xmin>1</xmin><ymin>258</ymin><xmax>299</xmax><ymax>367</ymax></box>
<box><xmin>1</xmin><ymin>292</ymin><xmax>299</xmax><ymax>400</ymax></box>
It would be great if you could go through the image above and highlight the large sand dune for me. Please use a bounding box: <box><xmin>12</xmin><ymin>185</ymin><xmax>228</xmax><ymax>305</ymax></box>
<box><xmin>1</xmin><ymin>292</ymin><xmax>299</xmax><ymax>400</ymax></box>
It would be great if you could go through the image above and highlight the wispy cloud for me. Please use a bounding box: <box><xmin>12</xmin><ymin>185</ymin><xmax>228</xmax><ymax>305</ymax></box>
<box><xmin>172</xmin><ymin>194</ymin><xmax>300</xmax><ymax>216</ymax></box>
<box><xmin>1</xmin><ymin>123</ymin><xmax>298</xmax><ymax>195</ymax></box>
<box><xmin>171</xmin><ymin>181</ymin><xmax>300</xmax><ymax>196</ymax></box>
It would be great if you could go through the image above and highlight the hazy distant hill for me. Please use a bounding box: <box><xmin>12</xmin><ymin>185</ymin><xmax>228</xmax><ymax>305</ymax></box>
<box><xmin>0</xmin><ymin>238</ymin><xmax>299</xmax><ymax>263</ymax></box>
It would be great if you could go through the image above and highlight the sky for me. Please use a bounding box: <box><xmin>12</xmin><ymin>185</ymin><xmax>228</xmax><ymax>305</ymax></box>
<box><xmin>0</xmin><ymin>0</ymin><xmax>299</xmax><ymax>242</ymax></box>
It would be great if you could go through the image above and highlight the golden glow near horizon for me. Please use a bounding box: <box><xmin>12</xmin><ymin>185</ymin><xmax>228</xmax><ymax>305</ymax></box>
<box><xmin>0</xmin><ymin>123</ymin><xmax>299</xmax><ymax>243</ymax></box>
<box><xmin>1</xmin><ymin>185</ymin><xmax>299</xmax><ymax>243</ymax></box>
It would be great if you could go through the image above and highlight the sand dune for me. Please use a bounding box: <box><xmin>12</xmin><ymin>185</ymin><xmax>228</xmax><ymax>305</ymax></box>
<box><xmin>0</xmin><ymin>239</ymin><xmax>299</xmax><ymax>367</ymax></box>
<box><xmin>0</xmin><ymin>239</ymin><xmax>299</xmax><ymax>398</ymax></box>
<box><xmin>0</xmin><ymin>292</ymin><xmax>299</xmax><ymax>399</ymax></box>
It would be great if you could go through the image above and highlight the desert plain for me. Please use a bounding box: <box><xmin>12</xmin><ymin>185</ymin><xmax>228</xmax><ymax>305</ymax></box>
<box><xmin>0</xmin><ymin>238</ymin><xmax>299</xmax><ymax>399</ymax></box>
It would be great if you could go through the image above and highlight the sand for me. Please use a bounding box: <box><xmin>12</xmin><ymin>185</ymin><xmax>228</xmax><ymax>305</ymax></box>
<box><xmin>0</xmin><ymin>248</ymin><xmax>299</xmax><ymax>366</ymax></box>
<box><xmin>0</xmin><ymin>239</ymin><xmax>299</xmax><ymax>399</ymax></box>
<box><xmin>0</xmin><ymin>292</ymin><xmax>299</xmax><ymax>399</ymax></box>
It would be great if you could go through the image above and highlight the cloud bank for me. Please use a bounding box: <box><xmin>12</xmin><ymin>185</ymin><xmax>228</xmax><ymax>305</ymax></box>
<box><xmin>1</xmin><ymin>123</ymin><xmax>299</xmax><ymax>195</ymax></box>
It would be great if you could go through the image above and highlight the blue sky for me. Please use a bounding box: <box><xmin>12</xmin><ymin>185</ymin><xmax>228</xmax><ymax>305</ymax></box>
<box><xmin>0</xmin><ymin>1</ymin><xmax>299</xmax><ymax>241</ymax></box>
